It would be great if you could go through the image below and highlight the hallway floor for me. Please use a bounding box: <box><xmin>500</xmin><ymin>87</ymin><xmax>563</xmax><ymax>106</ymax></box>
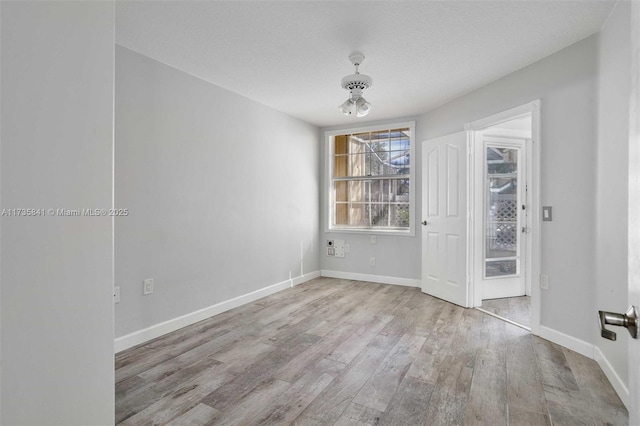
<box><xmin>481</xmin><ymin>296</ymin><xmax>531</xmax><ymax>328</ymax></box>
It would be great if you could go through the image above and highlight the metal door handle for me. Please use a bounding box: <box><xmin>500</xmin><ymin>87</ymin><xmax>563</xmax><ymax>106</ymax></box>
<box><xmin>598</xmin><ymin>305</ymin><xmax>638</xmax><ymax>341</ymax></box>
<box><xmin>421</xmin><ymin>220</ymin><xmax>428</xmax><ymax>226</ymax></box>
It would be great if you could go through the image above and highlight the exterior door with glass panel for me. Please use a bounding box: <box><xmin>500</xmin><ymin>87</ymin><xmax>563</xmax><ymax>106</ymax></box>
<box><xmin>481</xmin><ymin>137</ymin><xmax>527</xmax><ymax>299</ymax></box>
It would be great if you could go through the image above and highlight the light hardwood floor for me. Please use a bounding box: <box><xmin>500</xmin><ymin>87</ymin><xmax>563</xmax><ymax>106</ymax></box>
<box><xmin>481</xmin><ymin>296</ymin><xmax>531</xmax><ymax>328</ymax></box>
<box><xmin>115</xmin><ymin>278</ymin><xmax>628</xmax><ymax>425</ymax></box>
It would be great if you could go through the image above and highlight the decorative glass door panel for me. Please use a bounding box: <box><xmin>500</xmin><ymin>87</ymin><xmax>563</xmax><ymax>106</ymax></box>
<box><xmin>485</xmin><ymin>146</ymin><xmax>521</xmax><ymax>278</ymax></box>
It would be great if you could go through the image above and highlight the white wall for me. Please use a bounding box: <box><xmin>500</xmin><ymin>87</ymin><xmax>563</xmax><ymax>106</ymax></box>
<box><xmin>595</xmin><ymin>0</ymin><xmax>631</xmax><ymax>391</ymax></box>
<box><xmin>323</xmin><ymin>37</ymin><xmax>599</xmax><ymax>344</ymax></box>
<box><xmin>1</xmin><ymin>2</ymin><xmax>115</xmax><ymax>425</ymax></box>
<box><xmin>115</xmin><ymin>46</ymin><xmax>320</xmax><ymax>338</ymax></box>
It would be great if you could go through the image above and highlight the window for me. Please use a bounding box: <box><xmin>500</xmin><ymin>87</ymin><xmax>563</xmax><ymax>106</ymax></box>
<box><xmin>327</xmin><ymin>122</ymin><xmax>415</xmax><ymax>235</ymax></box>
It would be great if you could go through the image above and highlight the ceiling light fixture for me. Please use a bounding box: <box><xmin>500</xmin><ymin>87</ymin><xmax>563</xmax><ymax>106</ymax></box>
<box><xmin>338</xmin><ymin>52</ymin><xmax>372</xmax><ymax>117</ymax></box>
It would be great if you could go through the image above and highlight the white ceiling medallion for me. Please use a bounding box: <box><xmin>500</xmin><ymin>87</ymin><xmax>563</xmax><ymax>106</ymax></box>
<box><xmin>338</xmin><ymin>52</ymin><xmax>372</xmax><ymax>117</ymax></box>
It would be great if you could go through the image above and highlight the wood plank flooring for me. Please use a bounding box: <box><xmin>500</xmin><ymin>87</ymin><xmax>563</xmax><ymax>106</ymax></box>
<box><xmin>481</xmin><ymin>296</ymin><xmax>531</xmax><ymax>328</ymax></box>
<box><xmin>115</xmin><ymin>278</ymin><xmax>628</xmax><ymax>425</ymax></box>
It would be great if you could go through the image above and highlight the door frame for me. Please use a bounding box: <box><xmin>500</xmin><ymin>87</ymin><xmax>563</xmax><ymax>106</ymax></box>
<box><xmin>628</xmin><ymin>1</ymin><xmax>639</xmax><ymax>421</ymax></box>
<box><xmin>465</xmin><ymin>100</ymin><xmax>541</xmax><ymax>334</ymax></box>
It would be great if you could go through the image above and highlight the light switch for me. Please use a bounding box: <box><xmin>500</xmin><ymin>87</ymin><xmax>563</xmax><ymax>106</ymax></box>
<box><xmin>543</xmin><ymin>206</ymin><xmax>552</xmax><ymax>221</ymax></box>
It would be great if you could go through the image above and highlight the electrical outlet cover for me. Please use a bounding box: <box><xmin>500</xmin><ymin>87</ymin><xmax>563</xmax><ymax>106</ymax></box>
<box><xmin>143</xmin><ymin>278</ymin><xmax>154</xmax><ymax>295</ymax></box>
<box><xmin>540</xmin><ymin>274</ymin><xmax>549</xmax><ymax>290</ymax></box>
<box><xmin>333</xmin><ymin>239</ymin><xmax>345</xmax><ymax>258</ymax></box>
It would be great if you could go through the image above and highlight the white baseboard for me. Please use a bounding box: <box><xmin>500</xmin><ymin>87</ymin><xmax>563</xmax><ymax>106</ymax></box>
<box><xmin>537</xmin><ymin>325</ymin><xmax>594</xmax><ymax>359</ymax></box>
<box><xmin>115</xmin><ymin>271</ymin><xmax>321</xmax><ymax>353</ymax></box>
<box><xmin>320</xmin><ymin>269</ymin><xmax>420</xmax><ymax>287</ymax></box>
<box><xmin>594</xmin><ymin>346</ymin><xmax>630</xmax><ymax>409</ymax></box>
<box><xmin>292</xmin><ymin>270</ymin><xmax>321</xmax><ymax>286</ymax></box>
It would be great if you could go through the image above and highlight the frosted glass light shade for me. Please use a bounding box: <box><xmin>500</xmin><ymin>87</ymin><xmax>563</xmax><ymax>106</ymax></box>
<box><xmin>339</xmin><ymin>99</ymin><xmax>354</xmax><ymax>116</ymax></box>
<box><xmin>355</xmin><ymin>97</ymin><xmax>371</xmax><ymax>117</ymax></box>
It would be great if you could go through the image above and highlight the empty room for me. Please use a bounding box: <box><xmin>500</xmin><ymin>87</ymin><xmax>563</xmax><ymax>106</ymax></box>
<box><xmin>1</xmin><ymin>0</ymin><xmax>640</xmax><ymax>425</ymax></box>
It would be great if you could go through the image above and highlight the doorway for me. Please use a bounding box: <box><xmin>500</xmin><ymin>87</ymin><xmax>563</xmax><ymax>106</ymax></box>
<box><xmin>420</xmin><ymin>101</ymin><xmax>541</xmax><ymax>332</ymax></box>
<box><xmin>468</xmin><ymin>104</ymin><xmax>540</xmax><ymax>331</ymax></box>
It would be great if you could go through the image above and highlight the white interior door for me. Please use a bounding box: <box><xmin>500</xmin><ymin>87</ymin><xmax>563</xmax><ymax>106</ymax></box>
<box><xmin>477</xmin><ymin>136</ymin><xmax>527</xmax><ymax>300</ymax></box>
<box><xmin>421</xmin><ymin>132</ymin><xmax>469</xmax><ymax>307</ymax></box>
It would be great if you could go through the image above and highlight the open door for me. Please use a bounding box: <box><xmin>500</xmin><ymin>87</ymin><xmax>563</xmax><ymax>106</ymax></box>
<box><xmin>421</xmin><ymin>132</ymin><xmax>469</xmax><ymax>307</ymax></box>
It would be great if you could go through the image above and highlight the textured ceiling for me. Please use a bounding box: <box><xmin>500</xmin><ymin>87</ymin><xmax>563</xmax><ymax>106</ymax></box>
<box><xmin>116</xmin><ymin>1</ymin><xmax>616</xmax><ymax>128</ymax></box>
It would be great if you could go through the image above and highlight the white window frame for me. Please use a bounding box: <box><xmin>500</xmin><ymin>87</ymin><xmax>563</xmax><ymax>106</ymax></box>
<box><xmin>324</xmin><ymin>121</ymin><xmax>416</xmax><ymax>236</ymax></box>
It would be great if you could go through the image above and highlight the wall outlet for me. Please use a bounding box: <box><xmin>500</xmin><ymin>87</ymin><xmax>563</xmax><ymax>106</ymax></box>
<box><xmin>114</xmin><ymin>286</ymin><xmax>120</xmax><ymax>304</ymax></box>
<box><xmin>345</xmin><ymin>244</ymin><xmax>350</xmax><ymax>253</ymax></box>
<box><xmin>370</xmin><ymin>235</ymin><xmax>377</xmax><ymax>244</ymax></box>
<box><xmin>143</xmin><ymin>278</ymin><xmax>154</xmax><ymax>295</ymax></box>
<box><xmin>540</xmin><ymin>274</ymin><xmax>549</xmax><ymax>290</ymax></box>
<box><xmin>370</xmin><ymin>257</ymin><xmax>376</xmax><ymax>267</ymax></box>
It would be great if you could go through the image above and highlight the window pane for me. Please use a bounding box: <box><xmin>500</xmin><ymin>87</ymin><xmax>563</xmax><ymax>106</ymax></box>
<box><xmin>370</xmin><ymin>203</ymin><xmax>389</xmax><ymax>226</ymax></box>
<box><xmin>349</xmin><ymin>153</ymin><xmax>366</xmax><ymax>177</ymax></box>
<box><xmin>335</xmin><ymin>202</ymin><xmax>348</xmax><ymax>225</ymax></box>
<box><xmin>350</xmin><ymin>133</ymin><xmax>368</xmax><ymax>154</ymax></box>
<box><xmin>348</xmin><ymin>203</ymin><xmax>368</xmax><ymax>226</ymax></box>
<box><xmin>485</xmin><ymin>146</ymin><xmax>519</xmax><ymax>277</ymax></box>
<box><xmin>391</xmin><ymin>203</ymin><xmax>410</xmax><ymax>227</ymax></box>
<box><xmin>369</xmin><ymin>180</ymin><xmax>384</xmax><ymax>202</ymax></box>
<box><xmin>348</xmin><ymin>180</ymin><xmax>366</xmax><ymax>203</ymax></box>
<box><xmin>486</xmin><ymin>147</ymin><xmax>518</xmax><ymax>260</ymax></box>
<box><xmin>390</xmin><ymin>129</ymin><xmax>410</xmax><ymax>151</ymax></box>
<box><xmin>370</xmin><ymin>131</ymin><xmax>389</xmax><ymax>152</ymax></box>
<box><xmin>335</xmin><ymin>181</ymin><xmax>348</xmax><ymax>202</ymax></box>
<box><xmin>334</xmin><ymin>154</ymin><xmax>348</xmax><ymax>178</ymax></box>
<box><xmin>369</xmin><ymin>138</ymin><xmax>389</xmax><ymax>152</ymax></box>
<box><xmin>486</xmin><ymin>222</ymin><xmax>517</xmax><ymax>258</ymax></box>
<box><xmin>388</xmin><ymin>150</ymin><xmax>406</xmax><ymax>174</ymax></box>
<box><xmin>333</xmin><ymin>180</ymin><xmax>410</xmax><ymax>229</ymax></box>
<box><xmin>370</xmin><ymin>140</ymin><xmax>388</xmax><ymax>153</ymax></box>
<box><xmin>334</xmin><ymin>135</ymin><xmax>348</xmax><ymax>155</ymax></box>
<box><xmin>486</xmin><ymin>259</ymin><xmax>517</xmax><ymax>277</ymax></box>
<box><xmin>369</xmin><ymin>152</ymin><xmax>384</xmax><ymax>176</ymax></box>
<box><xmin>391</xmin><ymin>179</ymin><xmax>410</xmax><ymax>202</ymax></box>
<box><xmin>335</xmin><ymin>128</ymin><xmax>410</xmax><ymax>179</ymax></box>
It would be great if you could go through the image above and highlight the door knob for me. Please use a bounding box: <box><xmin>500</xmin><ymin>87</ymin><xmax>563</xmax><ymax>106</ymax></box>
<box><xmin>421</xmin><ymin>220</ymin><xmax>428</xmax><ymax>226</ymax></box>
<box><xmin>598</xmin><ymin>305</ymin><xmax>638</xmax><ymax>341</ymax></box>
